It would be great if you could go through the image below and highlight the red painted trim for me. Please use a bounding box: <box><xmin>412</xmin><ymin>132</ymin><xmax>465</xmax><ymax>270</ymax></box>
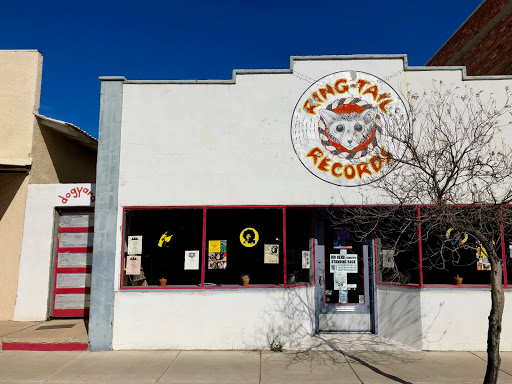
<box><xmin>500</xmin><ymin>208</ymin><xmax>508</xmax><ymax>287</ymax></box>
<box><xmin>283</xmin><ymin>208</ymin><xmax>287</xmax><ymax>287</ymax></box>
<box><xmin>120</xmin><ymin>207</ymin><xmax>126</xmax><ymax>290</ymax></box>
<box><xmin>52</xmin><ymin>308</ymin><xmax>89</xmax><ymax>317</ymax></box>
<box><xmin>422</xmin><ymin>285</ymin><xmax>491</xmax><ymax>289</ymax></box>
<box><xmin>377</xmin><ymin>282</ymin><xmax>420</xmax><ymax>288</ymax></box>
<box><xmin>60</xmin><ymin>227</ymin><xmax>94</xmax><ymax>233</ymax></box>
<box><xmin>417</xmin><ymin>206</ymin><xmax>423</xmax><ymax>288</ymax></box>
<box><xmin>57</xmin><ymin>267</ymin><xmax>92</xmax><ymax>274</ymax></box>
<box><xmin>287</xmin><ymin>283</ymin><xmax>315</xmax><ymax>288</ymax></box>
<box><xmin>55</xmin><ymin>288</ymin><xmax>91</xmax><ymax>294</ymax></box>
<box><xmin>52</xmin><ymin>215</ymin><xmax>61</xmax><ymax>318</ymax></box>
<box><xmin>2</xmin><ymin>343</ymin><xmax>88</xmax><ymax>351</ymax></box>
<box><xmin>201</xmin><ymin>208</ymin><xmax>206</xmax><ymax>288</ymax></box>
<box><xmin>125</xmin><ymin>205</ymin><xmax>288</xmax><ymax>210</ymax></box>
<box><xmin>58</xmin><ymin>247</ymin><xmax>93</xmax><ymax>253</ymax></box>
<box><xmin>120</xmin><ymin>285</ymin><xmax>288</xmax><ymax>290</ymax></box>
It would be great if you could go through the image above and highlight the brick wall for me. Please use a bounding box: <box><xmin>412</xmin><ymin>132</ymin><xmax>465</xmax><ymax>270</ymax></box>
<box><xmin>427</xmin><ymin>0</ymin><xmax>512</xmax><ymax>76</ymax></box>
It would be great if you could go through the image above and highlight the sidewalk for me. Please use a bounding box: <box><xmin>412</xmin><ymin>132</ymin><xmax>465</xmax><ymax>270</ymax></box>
<box><xmin>1</xmin><ymin>347</ymin><xmax>512</xmax><ymax>383</ymax></box>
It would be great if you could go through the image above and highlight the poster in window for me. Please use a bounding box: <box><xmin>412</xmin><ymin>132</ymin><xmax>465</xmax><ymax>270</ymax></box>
<box><xmin>209</xmin><ymin>240</ymin><xmax>221</xmax><ymax>253</ymax></box>
<box><xmin>476</xmin><ymin>245</ymin><xmax>491</xmax><ymax>271</ymax></box>
<box><xmin>330</xmin><ymin>254</ymin><xmax>358</xmax><ymax>273</ymax></box>
<box><xmin>382</xmin><ymin>249</ymin><xmax>395</xmax><ymax>268</ymax></box>
<box><xmin>208</xmin><ymin>252</ymin><xmax>227</xmax><ymax>269</ymax></box>
<box><xmin>339</xmin><ymin>289</ymin><xmax>348</xmax><ymax>303</ymax></box>
<box><xmin>240</xmin><ymin>228</ymin><xmax>259</xmax><ymax>247</ymax></box>
<box><xmin>264</xmin><ymin>244</ymin><xmax>279</xmax><ymax>264</ymax></box>
<box><xmin>302</xmin><ymin>251</ymin><xmax>310</xmax><ymax>269</ymax></box>
<box><xmin>158</xmin><ymin>231</ymin><xmax>173</xmax><ymax>247</ymax></box>
<box><xmin>333</xmin><ymin>228</ymin><xmax>352</xmax><ymax>249</ymax></box>
<box><xmin>128</xmin><ymin>236</ymin><xmax>142</xmax><ymax>254</ymax></box>
<box><xmin>126</xmin><ymin>255</ymin><xmax>141</xmax><ymax>275</ymax></box>
<box><xmin>184</xmin><ymin>250</ymin><xmax>200</xmax><ymax>270</ymax></box>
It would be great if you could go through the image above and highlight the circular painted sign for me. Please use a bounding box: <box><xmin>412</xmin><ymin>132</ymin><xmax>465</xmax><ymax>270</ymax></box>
<box><xmin>291</xmin><ymin>71</ymin><xmax>408</xmax><ymax>186</ymax></box>
<box><xmin>240</xmin><ymin>228</ymin><xmax>259</xmax><ymax>247</ymax></box>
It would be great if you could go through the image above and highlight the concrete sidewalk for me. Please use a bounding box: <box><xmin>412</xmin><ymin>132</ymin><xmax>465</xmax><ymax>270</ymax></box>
<box><xmin>1</xmin><ymin>348</ymin><xmax>512</xmax><ymax>383</ymax></box>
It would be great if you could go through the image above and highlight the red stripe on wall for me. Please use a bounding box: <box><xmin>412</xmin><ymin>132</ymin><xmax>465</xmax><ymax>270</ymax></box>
<box><xmin>59</xmin><ymin>227</ymin><xmax>94</xmax><ymax>233</ymax></box>
<box><xmin>2</xmin><ymin>342</ymin><xmax>88</xmax><ymax>351</ymax></box>
<box><xmin>52</xmin><ymin>309</ymin><xmax>89</xmax><ymax>317</ymax></box>
<box><xmin>58</xmin><ymin>247</ymin><xmax>93</xmax><ymax>253</ymax></box>
<box><xmin>54</xmin><ymin>288</ymin><xmax>91</xmax><ymax>294</ymax></box>
<box><xmin>57</xmin><ymin>267</ymin><xmax>92</xmax><ymax>274</ymax></box>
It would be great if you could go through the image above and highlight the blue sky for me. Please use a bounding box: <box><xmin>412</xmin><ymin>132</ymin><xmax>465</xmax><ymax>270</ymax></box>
<box><xmin>1</xmin><ymin>0</ymin><xmax>482</xmax><ymax>138</ymax></box>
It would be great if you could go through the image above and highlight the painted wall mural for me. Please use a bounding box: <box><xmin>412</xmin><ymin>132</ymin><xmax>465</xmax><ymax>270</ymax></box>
<box><xmin>291</xmin><ymin>71</ymin><xmax>407</xmax><ymax>186</ymax></box>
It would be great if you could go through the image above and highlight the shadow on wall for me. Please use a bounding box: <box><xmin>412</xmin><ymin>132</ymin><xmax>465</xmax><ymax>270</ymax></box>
<box><xmin>377</xmin><ymin>287</ymin><xmax>424</xmax><ymax>349</ymax></box>
<box><xmin>255</xmin><ymin>286</ymin><xmax>316</xmax><ymax>350</ymax></box>
<box><xmin>0</xmin><ymin>174</ymin><xmax>27</xmax><ymax>221</ymax></box>
<box><xmin>40</xmin><ymin>125</ymin><xmax>97</xmax><ymax>183</ymax></box>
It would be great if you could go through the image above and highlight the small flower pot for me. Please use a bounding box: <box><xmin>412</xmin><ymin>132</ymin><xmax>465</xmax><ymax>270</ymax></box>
<box><xmin>159</xmin><ymin>278</ymin><xmax>167</xmax><ymax>287</ymax></box>
<box><xmin>242</xmin><ymin>278</ymin><xmax>250</xmax><ymax>286</ymax></box>
<box><xmin>454</xmin><ymin>277</ymin><xmax>463</xmax><ymax>286</ymax></box>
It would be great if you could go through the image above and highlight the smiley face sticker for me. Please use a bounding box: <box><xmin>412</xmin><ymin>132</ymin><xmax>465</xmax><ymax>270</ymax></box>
<box><xmin>240</xmin><ymin>228</ymin><xmax>259</xmax><ymax>247</ymax></box>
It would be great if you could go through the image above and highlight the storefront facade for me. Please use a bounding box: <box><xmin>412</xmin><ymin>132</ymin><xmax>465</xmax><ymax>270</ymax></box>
<box><xmin>89</xmin><ymin>55</ymin><xmax>512</xmax><ymax>351</ymax></box>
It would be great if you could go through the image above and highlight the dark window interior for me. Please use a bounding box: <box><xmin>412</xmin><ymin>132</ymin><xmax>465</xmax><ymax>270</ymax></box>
<box><xmin>204</xmin><ymin>208</ymin><xmax>284</xmax><ymax>286</ymax></box>
<box><xmin>123</xmin><ymin>209</ymin><xmax>203</xmax><ymax>286</ymax></box>
<box><xmin>286</xmin><ymin>208</ymin><xmax>314</xmax><ymax>285</ymax></box>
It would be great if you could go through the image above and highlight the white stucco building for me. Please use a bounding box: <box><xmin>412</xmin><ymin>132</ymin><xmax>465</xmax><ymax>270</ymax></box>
<box><xmin>87</xmin><ymin>55</ymin><xmax>512</xmax><ymax>351</ymax></box>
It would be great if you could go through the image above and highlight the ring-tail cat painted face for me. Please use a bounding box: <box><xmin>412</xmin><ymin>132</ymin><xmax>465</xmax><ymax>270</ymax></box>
<box><xmin>319</xmin><ymin>108</ymin><xmax>377</xmax><ymax>150</ymax></box>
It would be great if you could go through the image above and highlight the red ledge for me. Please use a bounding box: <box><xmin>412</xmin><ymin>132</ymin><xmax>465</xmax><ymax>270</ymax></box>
<box><xmin>2</xmin><ymin>342</ymin><xmax>88</xmax><ymax>351</ymax></box>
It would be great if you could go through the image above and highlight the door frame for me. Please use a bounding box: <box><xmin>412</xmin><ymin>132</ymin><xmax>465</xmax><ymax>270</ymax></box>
<box><xmin>314</xmin><ymin>211</ymin><xmax>378</xmax><ymax>333</ymax></box>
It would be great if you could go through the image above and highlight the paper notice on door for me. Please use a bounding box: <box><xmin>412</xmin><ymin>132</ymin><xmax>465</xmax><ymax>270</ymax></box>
<box><xmin>333</xmin><ymin>272</ymin><xmax>347</xmax><ymax>291</ymax></box>
<box><xmin>339</xmin><ymin>290</ymin><xmax>348</xmax><ymax>303</ymax></box>
<box><xmin>330</xmin><ymin>253</ymin><xmax>357</xmax><ymax>273</ymax></box>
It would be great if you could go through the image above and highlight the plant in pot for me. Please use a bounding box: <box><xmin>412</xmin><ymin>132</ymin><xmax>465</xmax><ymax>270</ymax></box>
<box><xmin>159</xmin><ymin>277</ymin><xmax>167</xmax><ymax>287</ymax></box>
<box><xmin>454</xmin><ymin>274</ymin><xmax>463</xmax><ymax>286</ymax></box>
<box><xmin>241</xmin><ymin>274</ymin><xmax>250</xmax><ymax>286</ymax></box>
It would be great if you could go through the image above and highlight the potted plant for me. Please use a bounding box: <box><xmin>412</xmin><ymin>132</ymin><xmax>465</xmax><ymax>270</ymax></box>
<box><xmin>241</xmin><ymin>274</ymin><xmax>250</xmax><ymax>286</ymax></box>
<box><xmin>454</xmin><ymin>274</ymin><xmax>463</xmax><ymax>286</ymax></box>
<box><xmin>159</xmin><ymin>277</ymin><xmax>167</xmax><ymax>287</ymax></box>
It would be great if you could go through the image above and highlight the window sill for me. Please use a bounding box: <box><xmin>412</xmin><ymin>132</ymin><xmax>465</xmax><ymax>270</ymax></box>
<box><xmin>120</xmin><ymin>283</ymin><xmax>314</xmax><ymax>290</ymax></box>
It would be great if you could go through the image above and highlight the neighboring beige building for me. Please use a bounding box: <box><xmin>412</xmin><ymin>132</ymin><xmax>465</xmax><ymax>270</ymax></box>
<box><xmin>0</xmin><ymin>50</ymin><xmax>97</xmax><ymax>320</ymax></box>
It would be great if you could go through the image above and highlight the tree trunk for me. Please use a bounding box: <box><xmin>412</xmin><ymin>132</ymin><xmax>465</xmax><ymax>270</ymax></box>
<box><xmin>484</xmin><ymin>253</ymin><xmax>505</xmax><ymax>384</ymax></box>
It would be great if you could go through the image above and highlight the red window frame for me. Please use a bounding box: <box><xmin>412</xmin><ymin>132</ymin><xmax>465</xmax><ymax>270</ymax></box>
<box><xmin>119</xmin><ymin>206</ymin><xmax>316</xmax><ymax>290</ymax></box>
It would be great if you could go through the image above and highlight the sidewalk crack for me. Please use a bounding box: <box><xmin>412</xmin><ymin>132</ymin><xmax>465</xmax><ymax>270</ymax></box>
<box><xmin>469</xmin><ymin>351</ymin><xmax>512</xmax><ymax>377</ymax></box>
<box><xmin>342</xmin><ymin>351</ymin><xmax>364</xmax><ymax>384</ymax></box>
<box><xmin>155</xmin><ymin>350</ymin><xmax>181</xmax><ymax>383</ymax></box>
<box><xmin>259</xmin><ymin>351</ymin><xmax>262</xmax><ymax>384</ymax></box>
<box><xmin>44</xmin><ymin>350</ymin><xmax>90</xmax><ymax>383</ymax></box>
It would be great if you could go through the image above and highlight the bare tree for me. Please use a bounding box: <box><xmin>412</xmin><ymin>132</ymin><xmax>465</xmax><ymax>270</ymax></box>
<box><xmin>333</xmin><ymin>82</ymin><xmax>512</xmax><ymax>384</ymax></box>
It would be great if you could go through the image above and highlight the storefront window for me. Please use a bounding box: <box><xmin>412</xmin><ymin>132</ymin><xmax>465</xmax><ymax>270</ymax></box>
<box><xmin>122</xmin><ymin>207</ymin><xmax>317</xmax><ymax>289</ymax></box>
<box><xmin>204</xmin><ymin>208</ymin><xmax>284</xmax><ymax>286</ymax></box>
<box><xmin>376</xmin><ymin>208</ymin><xmax>420</xmax><ymax>285</ymax></box>
<box><xmin>420</xmin><ymin>207</ymin><xmax>496</xmax><ymax>286</ymax></box>
<box><xmin>122</xmin><ymin>209</ymin><xmax>203</xmax><ymax>287</ymax></box>
<box><xmin>286</xmin><ymin>208</ymin><xmax>314</xmax><ymax>285</ymax></box>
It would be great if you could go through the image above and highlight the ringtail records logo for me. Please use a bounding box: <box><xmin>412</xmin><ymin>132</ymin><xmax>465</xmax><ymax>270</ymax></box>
<box><xmin>291</xmin><ymin>71</ymin><xmax>408</xmax><ymax>187</ymax></box>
